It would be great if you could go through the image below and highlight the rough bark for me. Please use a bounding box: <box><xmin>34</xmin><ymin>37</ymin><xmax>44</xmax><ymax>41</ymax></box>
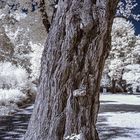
<box><xmin>25</xmin><ymin>0</ymin><xmax>119</xmax><ymax>140</ymax></box>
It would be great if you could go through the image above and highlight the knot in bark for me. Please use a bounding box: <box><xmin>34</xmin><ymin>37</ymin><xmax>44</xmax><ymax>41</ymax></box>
<box><xmin>73</xmin><ymin>87</ymin><xmax>86</xmax><ymax>97</ymax></box>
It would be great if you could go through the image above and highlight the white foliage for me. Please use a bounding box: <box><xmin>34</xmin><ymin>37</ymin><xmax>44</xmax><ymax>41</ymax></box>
<box><xmin>0</xmin><ymin>0</ymin><xmax>46</xmax><ymax>115</ymax></box>
<box><xmin>0</xmin><ymin>62</ymin><xmax>30</xmax><ymax>115</ymax></box>
<box><xmin>0</xmin><ymin>10</ymin><xmax>5</xmax><ymax>19</ymax></box>
<box><xmin>117</xmin><ymin>0</ymin><xmax>140</xmax><ymax>21</ymax></box>
<box><xmin>111</xmin><ymin>17</ymin><xmax>135</xmax><ymax>53</ymax></box>
<box><xmin>0</xmin><ymin>104</ymin><xmax>18</xmax><ymax>116</ymax></box>
<box><xmin>101</xmin><ymin>74</ymin><xmax>110</xmax><ymax>87</ymax></box>
<box><xmin>132</xmin><ymin>36</ymin><xmax>140</xmax><ymax>58</ymax></box>
<box><xmin>30</xmin><ymin>42</ymin><xmax>44</xmax><ymax>81</ymax></box>
<box><xmin>0</xmin><ymin>89</ymin><xmax>27</xmax><ymax>105</ymax></box>
<box><xmin>102</xmin><ymin>17</ymin><xmax>140</xmax><ymax>93</ymax></box>
<box><xmin>0</xmin><ymin>62</ymin><xmax>29</xmax><ymax>90</ymax></box>
<box><xmin>111</xmin><ymin>18</ymin><xmax>140</xmax><ymax>91</ymax></box>
<box><xmin>108</xmin><ymin>59</ymin><xmax>124</xmax><ymax>80</ymax></box>
<box><xmin>10</xmin><ymin>11</ymin><xmax>27</xmax><ymax>21</ymax></box>
<box><xmin>123</xmin><ymin>64</ymin><xmax>140</xmax><ymax>92</ymax></box>
<box><xmin>4</xmin><ymin>25</ymin><xmax>23</xmax><ymax>43</ymax></box>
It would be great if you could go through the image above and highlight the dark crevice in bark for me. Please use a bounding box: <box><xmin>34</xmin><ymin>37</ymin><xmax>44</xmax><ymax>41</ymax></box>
<box><xmin>39</xmin><ymin>0</ymin><xmax>51</xmax><ymax>32</ymax></box>
<box><xmin>78</xmin><ymin>24</ymin><xmax>98</xmax><ymax>73</ymax></box>
<box><xmin>92</xmin><ymin>0</ymin><xmax>97</xmax><ymax>4</ymax></box>
<box><xmin>73</xmin><ymin>29</ymin><xmax>84</xmax><ymax>55</ymax></box>
<box><xmin>51</xmin><ymin>0</ymin><xmax>59</xmax><ymax>23</ymax></box>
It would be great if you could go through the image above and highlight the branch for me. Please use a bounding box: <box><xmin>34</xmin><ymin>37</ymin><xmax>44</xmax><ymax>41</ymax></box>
<box><xmin>39</xmin><ymin>0</ymin><xmax>51</xmax><ymax>33</ymax></box>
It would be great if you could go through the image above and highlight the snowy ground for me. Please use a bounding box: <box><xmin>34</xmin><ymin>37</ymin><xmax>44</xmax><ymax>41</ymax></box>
<box><xmin>0</xmin><ymin>105</ymin><xmax>33</xmax><ymax>139</ymax></box>
<box><xmin>1</xmin><ymin>93</ymin><xmax>140</xmax><ymax>139</ymax></box>
<box><xmin>97</xmin><ymin>93</ymin><xmax>140</xmax><ymax>140</ymax></box>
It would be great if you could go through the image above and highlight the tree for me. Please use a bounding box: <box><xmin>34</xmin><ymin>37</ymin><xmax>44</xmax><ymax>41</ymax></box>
<box><xmin>0</xmin><ymin>0</ymin><xmax>46</xmax><ymax>115</ymax></box>
<box><xmin>103</xmin><ymin>17</ymin><xmax>137</xmax><ymax>93</ymax></box>
<box><xmin>24</xmin><ymin>0</ymin><xmax>118</xmax><ymax>140</ymax></box>
<box><xmin>24</xmin><ymin>0</ymin><xmax>119</xmax><ymax>140</ymax></box>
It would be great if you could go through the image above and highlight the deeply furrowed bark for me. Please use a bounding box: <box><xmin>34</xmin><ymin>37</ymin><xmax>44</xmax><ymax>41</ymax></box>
<box><xmin>25</xmin><ymin>0</ymin><xmax>119</xmax><ymax>140</ymax></box>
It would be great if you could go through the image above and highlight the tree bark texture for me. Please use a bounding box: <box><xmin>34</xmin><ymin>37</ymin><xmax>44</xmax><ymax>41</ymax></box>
<box><xmin>25</xmin><ymin>0</ymin><xmax>119</xmax><ymax>140</ymax></box>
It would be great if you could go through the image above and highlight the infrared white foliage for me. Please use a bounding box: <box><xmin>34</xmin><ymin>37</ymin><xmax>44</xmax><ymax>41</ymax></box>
<box><xmin>0</xmin><ymin>104</ymin><xmax>18</xmax><ymax>116</ymax></box>
<box><xmin>107</xmin><ymin>18</ymin><xmax>134</xmax><ymax>81</ymax></box>
<box><xmin>0</xmin><ymin>62</ymin><xmax>30</xmax><ymax>115</ymax></box>
<box><xmin>123</xmin><ymin>64</ymin><xmax>140</xmax><ymax>92</ymax></box>
<box><xmin>4</xmin><ymin>25</ymin><xmax>23</xmax><ymax>43</ymax></box>
<box><xmin>10</xmin><ymin>11</ymin><xmax>27</xmax><ymax>21</ymax></box>
<box><xmin>30</xmin><ymin>41</ymin><xmax>44</xmax><ymax>81</ymax></box>
<box><xmin>0</xmin><ymin>89</ymin><xmax>27</xmax><ymax>105</ymax></box>
<box><xmin>117</xmin><ymin>0</ymin><xmax>140</xmax><ymax>21</ymax></box>
<box><xmin>102</xmin><ymin>17</ymin><xmax>140</xmax><ymax>92</ymax></box>
<box><xmin>0</xmin><ymin>62</ymin><xmax>29</xmax><ymax>90</ymax></box>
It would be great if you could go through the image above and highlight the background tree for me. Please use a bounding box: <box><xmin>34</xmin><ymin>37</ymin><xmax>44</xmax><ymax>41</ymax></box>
<box><xmin>101</xmin><ymin>17</ymin><xmax>140</xmax><ymax>93</ymax></box>
<box><xmin>0</xmin><ymin>0</ymin><xmax>47</xmax><ymax>115</ymax></box>
<box><xmin>105</xmin><ymin>17</ymin><xmax>136</xmax><ymax>92</ymax></box>
<box><xmin>24</xmin><ymin>0</ymin><xmax>119</xmax><ymax>140</ymax></box>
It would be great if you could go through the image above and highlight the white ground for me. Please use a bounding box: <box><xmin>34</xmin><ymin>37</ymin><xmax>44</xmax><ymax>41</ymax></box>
<box><xmin>100</xmin><ymin>93</ymin><xmax>140</xmax><ymax>105</ymax></box>
<box><xmin>97</xmin><ymin>93</ymin><xmax>140</xmax><ymax>140</ymax></box>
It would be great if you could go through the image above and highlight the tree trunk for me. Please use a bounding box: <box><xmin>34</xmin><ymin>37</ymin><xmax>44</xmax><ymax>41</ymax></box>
<box><xmin>112</xmin><ymin>78</ymin><xmax>116</xmax><ymax>93</ymax></box>
<box><xmin>24</xmin><ymin>0</ymin><xmax>119</xmax><ymax>140</ymax></box>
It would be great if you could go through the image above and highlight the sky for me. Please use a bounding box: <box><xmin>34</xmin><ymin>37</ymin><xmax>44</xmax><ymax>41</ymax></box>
<box><xmin>133</xmin><ymin>0</ymin><xmax>140</xmax><ymax>35</ymax></box>
<box><xmin>133</xmin><ymin>20</ymin><xmax>140</xmax><ymax>35</ymax></box>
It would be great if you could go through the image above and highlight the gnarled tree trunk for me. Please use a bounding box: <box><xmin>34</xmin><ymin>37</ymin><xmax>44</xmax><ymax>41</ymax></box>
<box><xmin>24</xmin><ymin>0</ymin><xmax>119</xmax><ymax>140</ymax></box>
